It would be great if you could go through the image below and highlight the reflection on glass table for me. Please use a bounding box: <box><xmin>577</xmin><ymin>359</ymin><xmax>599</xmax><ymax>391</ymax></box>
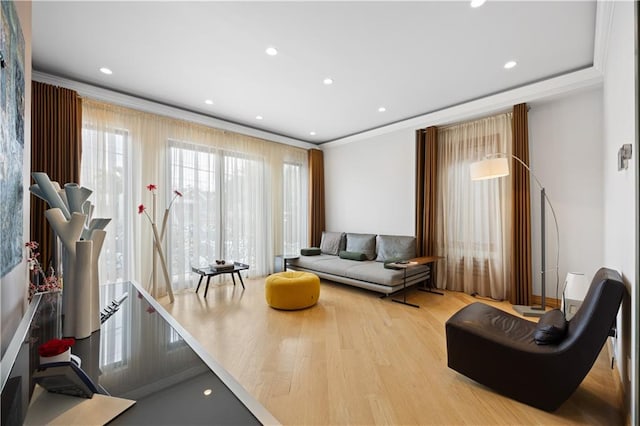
<box><xmin>1</xmin><ymin>281</ymin><xmax>278</xmax><ymax>425</ymax></box>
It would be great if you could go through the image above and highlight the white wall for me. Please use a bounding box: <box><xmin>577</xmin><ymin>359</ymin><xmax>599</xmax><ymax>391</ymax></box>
<box><xmin>528</xmin><ymin>88</ymin><xmax>604</xmax><ymax>302</ymax></box>
<box><xmin>324</xmin><ymin>89</ymin><xmax>605</xmax><ymax>299</ymax></box>
<box><xmin>323</xmin><ymin>128</ymin><xmax>415</xmax><ymax>236</ymax></box>
<box><xmin>601</xmin><ymin>1</ymin><xmax>636</xmax><ymax>421</ymax></box>
<box><xmin>1</xmin><ymin>1</ymin><xmax>32</xmax><ymax>356</ymax></box>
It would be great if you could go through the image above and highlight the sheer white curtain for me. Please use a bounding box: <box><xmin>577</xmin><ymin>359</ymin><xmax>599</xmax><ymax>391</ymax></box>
<box><xmin>435</xmin><ymin>113</ymin><xmax>512</xmax><ymax>299</ymax></box>
<box><xmin>81</xmin><ymin>99</ymin><xmax>307</xmax><ymax>294</ymax></box>
<box><xmin>81</xmin><ymin>101</ymin><xmax>144</xmax><ymax>285</ymax></box>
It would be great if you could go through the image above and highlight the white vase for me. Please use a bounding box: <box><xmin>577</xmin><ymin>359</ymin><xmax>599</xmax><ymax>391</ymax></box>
<box><xmin>74</xmin><ymin>240</ymin><xmax>93</xmax><ymax>339</ymax></box>
<box><xmin>88</xmin><ymin>230</ymin><xmax>106</xmax><ymax>333</ymax></box>
<box><xmin>32</xmin><ymin>173</ymin><xmax>110</xmax><ymax>338</ymax></box>
<box><xmin>45</xmin><ymin>208</ymin><xmax>102</xmax><ymax>338</ymax></box>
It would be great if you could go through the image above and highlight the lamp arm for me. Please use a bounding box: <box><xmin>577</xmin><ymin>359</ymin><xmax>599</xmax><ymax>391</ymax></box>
<box><xmin>484</xmin><ymin>152</ymin><xmax>561</xmax><ymax>303</ymax></box>
<box><xmin>484</xmin><ymin>152</ymin><xmax>546</xmax><ymax>190</ymax></box>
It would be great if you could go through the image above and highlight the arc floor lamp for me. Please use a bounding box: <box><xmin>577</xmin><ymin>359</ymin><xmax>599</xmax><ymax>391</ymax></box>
<box><xmin>470</xmin><ymin>154</ymin><xmax>559</xmax><ymax>317</ymax></box>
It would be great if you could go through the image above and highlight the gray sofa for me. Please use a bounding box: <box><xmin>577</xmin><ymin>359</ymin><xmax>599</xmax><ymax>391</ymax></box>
<box><xmin>287</xmin><ymin>232</ymin><xmax>430</xmax><ymax>295</ymax></box>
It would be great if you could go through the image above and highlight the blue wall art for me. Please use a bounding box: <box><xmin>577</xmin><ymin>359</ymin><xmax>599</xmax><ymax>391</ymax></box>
<box><xmin>0</xmin><ymin>0</ymin><xmax>25</xmax><ymax>277</ymax></box>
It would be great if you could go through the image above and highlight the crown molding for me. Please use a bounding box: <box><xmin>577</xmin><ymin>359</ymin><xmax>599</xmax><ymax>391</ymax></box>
<box><xmin>32</xmin><ymin>71</ymin><xmax>316</xmax><ymax>151</ymax></box>
<box><xmin>322</xmin><ymin>67</ymin><xmax>603</xmax><ymax>149</ymax></box>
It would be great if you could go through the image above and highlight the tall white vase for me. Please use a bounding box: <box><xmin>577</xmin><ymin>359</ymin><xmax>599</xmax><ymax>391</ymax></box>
<box><xmin>89</xmin><ymin>230</ymin><xmax>106</xmax><ymax>332</ymax></box>
<box><xmin>31</xmin><ymin>173</ymin><xmax>110</xmax><ymax>338</ymax></box>
<box><xmin>74</xmin><ymin>240</ymin><xmax>93</xmax><ymax>339</ymax></box>
<box><xmin>45</xmin><ymin>208</ymin><xmax>102</xmax><ymax>338</ymax></box>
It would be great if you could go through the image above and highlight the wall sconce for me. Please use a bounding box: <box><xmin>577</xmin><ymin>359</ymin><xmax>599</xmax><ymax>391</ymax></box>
<box><xmin>618</xmin><ymin>143</ymin><xmax>632</xmax><ymax>171</ymax></box>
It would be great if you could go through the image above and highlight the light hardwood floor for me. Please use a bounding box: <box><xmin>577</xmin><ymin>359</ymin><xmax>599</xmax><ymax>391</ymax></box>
<box><xmin>161</xmin><ymin>277</ymin><xmax>624</xmax><ymax>425</ymax></box>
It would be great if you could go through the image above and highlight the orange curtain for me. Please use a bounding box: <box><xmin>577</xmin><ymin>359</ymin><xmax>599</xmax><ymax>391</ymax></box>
<box><xmin>30</xmin><ymin>81</ymin><xmax>82</xmax><ymax>269</ymax></box>
<box><xmin>511</xmin><ymin>103</ymin><xmax>532</xmax><ymax>305</ymax></box>
<box><xmin>415</xmin><ymin>126</ymin><xmax>438</xmax><ymax>256</ymax></box>
<box><xmin>308</xmin><ymin>149</ymin><xmax>325</xmax><ymax>247</ymax></box>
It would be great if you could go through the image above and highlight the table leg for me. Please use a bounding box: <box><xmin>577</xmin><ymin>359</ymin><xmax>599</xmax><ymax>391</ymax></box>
<box><xmin>204</xmin><ymin>276</ymin><xmax>213</xmax><ymax>297</ymax></box>
<box><xmin>196</xmin><ymin>275</ymin><xmax>204</xmax><ymax>294</ymax></box>
<box><xmin>416</xmin><ymin>263</ymin><xmax>444</xmax><ymax>296</ymax></box>
<box><xmin>237</xmin><ymin>272</ymin><xmax>245</xmax><ymax>289</ymax></box>
<box><xmin>392</xmin><ymin>267</ymin><xmax>420</xmax><ymax>308</ymax></box>
<box><xmin>231</xmin><ymin>274</ymin><xmax>237</xmax><ymax>286</ymax></box>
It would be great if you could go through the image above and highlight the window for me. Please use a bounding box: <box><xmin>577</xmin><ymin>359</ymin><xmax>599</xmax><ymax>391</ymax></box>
<box><xmin>283</xmin><ymin>162</ymin><xmax>304</xmax><ymax>255</ymax></box>
<box><xmin>168</xmin><ymin>140</ymin><xmax>277</xmax><ymax>290</ymax></box>
<box><xmin>81</xmin><ymin>127</ymin><xmax>133</xmax><ymax>284</ymax></box>
<box><xmin>436</xmin><ymin>114</ymin><xmax>512</xmax><ymax>299</ymax></box>
<box><xmin>82</xmin><ymin>99</ymin><xmax>308</xmax><ymax>294</ymax></box>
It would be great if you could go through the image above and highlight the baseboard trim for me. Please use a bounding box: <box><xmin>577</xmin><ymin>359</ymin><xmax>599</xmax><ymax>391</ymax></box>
<box><xmin>531</xmin><ymin>295</ymin><xmax>561</xmax><ymax>309</ymax></box>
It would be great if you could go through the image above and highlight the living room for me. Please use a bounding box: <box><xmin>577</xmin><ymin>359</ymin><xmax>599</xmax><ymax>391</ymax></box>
<box><xmin>1</xmin><ymin>1</ymin><xmax>637</xmax><ymax>425</ymax></box>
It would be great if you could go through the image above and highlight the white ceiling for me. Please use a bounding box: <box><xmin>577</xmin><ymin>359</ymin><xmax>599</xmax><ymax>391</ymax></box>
<box><xmin>32</xmin><ymin>1</ymin><xmax>597</xmax><ymax>144</ymax></box>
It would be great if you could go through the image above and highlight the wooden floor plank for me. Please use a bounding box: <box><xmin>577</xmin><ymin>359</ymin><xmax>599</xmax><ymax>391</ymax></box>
<box><xmin>161</xmin><ymin>278</ymin><xmax>624</xmax><ymax>425</ymax></box>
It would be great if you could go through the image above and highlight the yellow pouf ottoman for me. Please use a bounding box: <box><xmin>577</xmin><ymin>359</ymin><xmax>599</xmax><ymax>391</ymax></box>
<box><xmin>265</xmin><ymin>271</ymin><xmax>320</xmax><ymax>310</ymax></box>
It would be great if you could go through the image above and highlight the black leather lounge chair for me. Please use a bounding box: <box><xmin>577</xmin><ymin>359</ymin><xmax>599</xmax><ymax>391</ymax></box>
<box><xmin>445</xmin><ymin>267</ymin><xmax>626</xmax><ymax>411</ymax></box>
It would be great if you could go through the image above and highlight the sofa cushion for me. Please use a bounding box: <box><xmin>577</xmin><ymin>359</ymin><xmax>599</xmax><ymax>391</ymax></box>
<box><xmin>533</xmin><ymin>309</ymin><xmax>568</xmax><ymax>345</ymax></box>
<box><xmin>339</xmin><ymin>250</ymin><xmax>367</xmax><ymax>261</ymax></box>
<box><xmin>346</xmin><ymin>233</ymin><xmax>377</xmax><ymax>260</ymax></box>
<box><xmin>301</xmin><ymin>247</ymin><xmax>321</xmax><ymax>256</ymax></box>
<box><xmin>289</xmin><ymin>255</ymin><xmax>429</xmax><ymax>287</ymax></box>
<box><xmin>375</xmin><ymin>235</ymin><xmax>416</xmax><ymax>262</ymax></box>
<box><xmin>320</xmin><ymin>231</ymin><xmax>345</xmax><ymax>255</ymax></box>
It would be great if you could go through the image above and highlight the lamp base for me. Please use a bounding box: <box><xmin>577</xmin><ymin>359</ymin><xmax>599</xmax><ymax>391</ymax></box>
<box><xmin>513</xmin><ymin>304</ymin><xmax>546</xmax><ymax>317</ymax></box>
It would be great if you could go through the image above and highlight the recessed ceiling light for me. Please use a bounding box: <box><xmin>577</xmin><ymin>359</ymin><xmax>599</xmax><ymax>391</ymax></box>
<box><xmin>204</xmin><ymin>99</ymin><xmax>214</xmax><ymax>105</ymax></box>
<box><xmin>323</xmin><ymin>78</ymin><xmax>333</xmax><ymax>85</ymax></box>
<box><xmin>470</xmin><ymin>0</ymin><xmax>486</xmax><ymax>8</ymax></box>
<box><xmin>504</xmin><ymin>60</ymin><xmax>517</xmax><ymax>69</ymax></box>
<box><xmin>378</xmin><ymin>107</ymin><xmax>386</xmax><ymax>112</ymax></box>
<box><xmin>265</xmin><ymin>47</ymin><xmax>278</xmax><ymax>56</ymax></box>
<box><xmin>99</xmin><ymin>67</ymin><xmax>113</xmax><ymax>75</ymax></box>
<box><xmin>256</xmin><ymin>115</ymin><xmax>263</xmax><ymax>120</ymax></box>
<box><xmin>203</xmin><ymin>389</ymin><xmax>212</xmax><ymax>396</ymax></box>
<box><xmin>309</xmin><ymin>131</ymin><xmax>317</xmax><ymax>136</ymax></box>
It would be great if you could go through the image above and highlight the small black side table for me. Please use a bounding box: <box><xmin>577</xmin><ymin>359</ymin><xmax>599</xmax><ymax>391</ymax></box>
<box><xmin>192</xmin><ymin>262</ymin><xmax>249</xmax><ymax>297</ymax></box>
<box><xmin>274</xmin><ymin>255</ymin><xmax>299</xmax><ymax>272</ymax></box>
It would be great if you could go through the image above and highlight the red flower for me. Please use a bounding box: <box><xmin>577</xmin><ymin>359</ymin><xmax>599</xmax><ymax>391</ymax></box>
<box><xmin>174</xmin><ymin>190</ymin><xmax>183</xmax><ymax>197</ymax></box>
<box><xmin>146</xmin><ymin>184</ymin><xmax>157</xmax><ymax>192</ymax></box>
<box><xmin>39</xmin><ymin>338</ymin><xmax>75</xmax><ymax>357</ymax></box>
<box><xmin>138</xmin><ymin>204</ymin><xmax>146</xmax><ymax>214</ymax></box>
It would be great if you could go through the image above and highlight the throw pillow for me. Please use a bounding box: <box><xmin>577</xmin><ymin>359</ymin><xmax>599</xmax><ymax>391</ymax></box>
<box><xmin>383</xmin><ymin>257</ymin><xmax>404</xmax><ymax>269</ymax></box>
<box><xmin>339</xmin><ymin>250</ymin><xmax>367</xmax><ymax>261</ymax></box>
<box><xmin>319</xmin><ymin>231</ymin><xmax>345</xmax><ymax>255</ymax></box>
<box><xmin>301</xmin><ymin>247</ymin><xmax>321</xmax><ymax>256</ymax></box>
<box><xmin>533</xmin><ymin>309</ymin><xmax>568</xmax><ymax>345</ymax></box>
<box><xmin>345</xmin><ymin>233</ymin><xmax>377</xmax><ymax>260</ymax></box>
<box><xmin>375</xmin><ymin>235</ymin><xmax>416</xmax><ymax>262</ymax></box>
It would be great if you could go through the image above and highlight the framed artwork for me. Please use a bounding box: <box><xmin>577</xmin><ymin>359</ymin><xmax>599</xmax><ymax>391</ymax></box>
<box><xmin>0</xmin><ymin>0</ymin><xmax>25</xmax><ymax>277</ymax></box>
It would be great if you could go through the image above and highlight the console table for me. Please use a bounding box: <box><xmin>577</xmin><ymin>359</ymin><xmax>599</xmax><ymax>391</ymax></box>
<box><xmin>1</xmin><ymin>281</ymin><xmax>279</xmax><ymax>425</ymax></box>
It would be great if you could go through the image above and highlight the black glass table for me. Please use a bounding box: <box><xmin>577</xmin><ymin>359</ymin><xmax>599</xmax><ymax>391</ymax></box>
<box><xmin>192</xmin><ymin>262</ymin><xmax>249</xmax><ymax>297</ymax></box>
<box><xmin>1</xmin><ymin>281</ymin><xmax>278</xmax><ymax>425</ymax></box>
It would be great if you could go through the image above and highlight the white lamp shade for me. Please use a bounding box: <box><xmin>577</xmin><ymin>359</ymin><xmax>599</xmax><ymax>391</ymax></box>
<box><xmin>470</xmin><ymin>157</ymin><xmax>510</xmax><ymax>181</ymax></box>
<box><xmin>564</xmin><ymin>272</ymin><xmax>588</xmax><ymax>301</ymax></box>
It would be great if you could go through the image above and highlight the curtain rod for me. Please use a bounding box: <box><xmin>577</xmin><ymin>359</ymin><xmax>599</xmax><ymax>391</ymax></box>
<box><xmin>419</xmin><ymin>104</ymin><xmax>531</xmax><ymax>132</ymax></box>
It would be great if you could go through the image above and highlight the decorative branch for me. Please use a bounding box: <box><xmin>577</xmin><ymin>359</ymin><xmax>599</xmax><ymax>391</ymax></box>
<box><xmin>138</xmin><ymin>186</ymin><xmax>181</xmax><ymax>302</ymax></box>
